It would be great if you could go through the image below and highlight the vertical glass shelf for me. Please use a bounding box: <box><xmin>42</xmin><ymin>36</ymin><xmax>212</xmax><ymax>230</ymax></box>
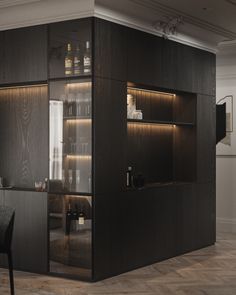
<box><xmin>49</xmin><ymin>79</ymin><xmax>92</xmax><ymax>194</ymax></box>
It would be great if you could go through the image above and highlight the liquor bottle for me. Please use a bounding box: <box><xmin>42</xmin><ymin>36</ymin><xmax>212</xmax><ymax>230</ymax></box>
<box><xmin>126</xmin><ymin>166</ymin><xmax>133</xmax><ymax>187</ymax></box>
<box><xmin>83</xmin><ymin>41</ymin><xmax>91</xmax><ymax>74</ymax></box>
<box><xmin>65</xmin><ymin>43</ymin><xmax>73</xmax><ymax>76</ymax></box>
<box><xmin>78</xmin><ymin>211</ymin><xmax>85</xmax><ymax>225</ymax></box>
<box><xmin>74</xmin><ymin>44</ymin><xmax>82</xmax><ymax>75</ymax></box>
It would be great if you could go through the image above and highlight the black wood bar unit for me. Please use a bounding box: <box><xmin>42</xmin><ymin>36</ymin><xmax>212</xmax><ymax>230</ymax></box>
<box><xmin>0</xmin><ymin>17</ymin><xmax>216</xmax><ymax>281</ymax></box>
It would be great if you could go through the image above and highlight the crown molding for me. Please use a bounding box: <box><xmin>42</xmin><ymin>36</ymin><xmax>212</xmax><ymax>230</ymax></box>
<box><xmin>0</xmin><ymin>11</ymin><xmax>94</xmax><ymax>31</ymax></box>
<box><xmin>0</xmin><ymin>0</ymin><xmax>94</xmax><ymax>31</ymax></box>
<box><xmin>94</xmin><ymin>7</ymin><xmax>217</xmax><ymax>53</ymax></box>
<box><xmin>0</xmin><ymin>0</ymin><xmax>39</xmax><ymax>8</ymax></box>
<box><xmin>130</xmin><ymin>0</ymin><xmax>236</xmax><ymax>40</ymax></box>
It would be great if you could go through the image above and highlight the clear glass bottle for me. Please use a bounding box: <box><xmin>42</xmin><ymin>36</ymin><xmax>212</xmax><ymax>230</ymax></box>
<box><xmin>83</xmin><ymin>41</ymin><xmax>91</xmax><ymax>74</ymax></box>
<box><xmin>74</xmin><ymin>44</ymin><xmax>82</xmax><ymax>75</ymax></box>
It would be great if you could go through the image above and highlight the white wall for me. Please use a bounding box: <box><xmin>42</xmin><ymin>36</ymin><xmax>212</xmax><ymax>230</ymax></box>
<box><xmin>216</xmin><ymin>42</ymin><xmax>236</xmax><ymax>232</ymax></box>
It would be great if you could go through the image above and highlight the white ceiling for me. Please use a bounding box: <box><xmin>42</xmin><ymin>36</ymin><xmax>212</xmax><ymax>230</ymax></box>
<box><xmin>0</xmin><ymin>0</ymin><xmax>236</xmax><ymax>51</ymax></box>
<box><xmin>96</xmin><ymin>0</ymin><xmax>236</xmax><ymax>50</ymax></box>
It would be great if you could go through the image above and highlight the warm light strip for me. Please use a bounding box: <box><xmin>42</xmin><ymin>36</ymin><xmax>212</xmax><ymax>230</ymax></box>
<box><xmin>66</xmin><ymin>155</ymin><xmax>92</xmax><ymax>160</ymax></box>
<box><xmin>66</xmin><ymin>82</ymin><xmax>92</xmax><ymax>88</ymax></box>
<box><xmin>127</xmin><ymin>121</ymin><xmax>176</xmax><ymax>127</ymax></box>
<box><xmin>127</xmin><ymin>87</ymin><xmax>175</xmax><ymax>97</ymax></box>
<box><xmin>66</xmin><ymin>119</ymin><xmax>92</xmax><ymax>124</ymax></box>
<box><xmin>0</xmin><ymin>84</ymin><xmax>47</xmax><ymax>90</ymax></box>
<box><xmin>65</xmin><ymin>195</ymin><xmax>92</xmax><ymax>198</ymax></box>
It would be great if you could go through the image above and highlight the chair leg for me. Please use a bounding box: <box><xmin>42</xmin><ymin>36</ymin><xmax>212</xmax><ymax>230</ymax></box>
<box><xmin>7</xmin><ymin>251</ymin><xmax>14</xmax><ymax>295</ymax></box>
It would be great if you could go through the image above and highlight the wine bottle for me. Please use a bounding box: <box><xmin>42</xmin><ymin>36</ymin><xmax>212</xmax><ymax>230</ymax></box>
<box><xmin>74</xmin><ymin>44</ymin><xmax>82</xmax><ymax>75</ymax></box>
<box><xmin>83</xmin><ymin>41</ymin><xmax>91</xmax><ymax>74</ymax></box>
<box><xmin>126</xmin><ymin>166</ymin><xmax>132</xmax><ymax>187</ymax></box>
<box><xmin>65</xmin><ymin>43</ymin><xmax>73</xmax><ymax>76</ymax></box>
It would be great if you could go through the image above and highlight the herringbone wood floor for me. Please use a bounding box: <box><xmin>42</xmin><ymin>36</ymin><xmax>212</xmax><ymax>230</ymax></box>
<box><xmin>1</xmin><ymin>232</ymin><xmax>236</xmax><ymax>295</ymax></box>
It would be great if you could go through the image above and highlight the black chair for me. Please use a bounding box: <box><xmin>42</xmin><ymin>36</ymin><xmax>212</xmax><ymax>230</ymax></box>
<box><xmin>0</xmin><ymin>206</ymin><xmax>15</xmax><ymax>295</ymax></box>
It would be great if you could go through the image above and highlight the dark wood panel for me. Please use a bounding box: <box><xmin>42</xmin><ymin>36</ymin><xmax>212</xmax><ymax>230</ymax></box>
<box><xmin>173</xmin><ymin>93</ymin><xmax>196</xmax><ymax>123</ymax></box>
<box><xmin>127</xmin><ymin>123</ymin><xmax>173</xmax><ymax>183</ymax></box>
<box><xmin>4</xmin><ymin>190</ymin><xmax>48</xmax><ymax>273</ymax></box>
<box><xmin>127</xmin><ymin>28</ymin><xmax>163</xmax><ymax>87</ymax></box>
<box><xmin>1</xmin><ymin>25</ymin><xmax>47</xmax><ymax>84</ymax></box>
<box><xmin>196</xmin><ymin>183</ymin><xmax>216</xmax><ymax>247</ymax></box>
<box><xmin>197</xmin><ymin>95</ymin><xmax>216</xmax><ymax>183</ymax></box>
<box><xmin>162</xmin><ymin>39</ymin><xmax>216</xmax><ymax>95</ymax></box>
<box><xmin>94</xmin><ymin>18</ymin><xmax>128</xmax><ymax>81</ymax></box>
<box><xmin>0</xmin><ymin>85</ymin><xmax>48</xmax><ymax>188</ymax></box>
<box><xmin>173</xmin><ymin>126</ymin><xmax>196</xmax><ymax>182</ymax></box>
<box><xmin>49</xmin><ymin>18</ymin><xmax>92</xmax><ymax>79</ymax></box>
<box><xmin>93</xmin><ymin>77</ymin><xmax>127</xmax><ymax>194</ymax></box>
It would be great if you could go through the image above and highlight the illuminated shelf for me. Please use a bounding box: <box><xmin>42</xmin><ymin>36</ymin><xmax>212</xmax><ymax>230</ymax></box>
<box><xmin>65</xmin><ymin>154</ymin><xmax>92</xmax><ymax>159</ymax></box>
<box><xmin>127</xmin><ymin>119</ymin><xmax>195</xmax><ymax>127</ymax></box>
<box><xmin>64</xmin><ymin>116</ymin><xmax>91</xmax><ymax>120</ymax></box>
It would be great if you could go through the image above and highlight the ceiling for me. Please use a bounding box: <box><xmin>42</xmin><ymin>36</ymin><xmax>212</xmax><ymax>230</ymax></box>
<box><xmin>96</xmin><ymin>0</ymin><xmax>236</xmax><ymax>50</ymax></box>
<box><xmin>0</xmin><ymin>0</ymin><xmax>236</xmax><ymax>51</ymax></box>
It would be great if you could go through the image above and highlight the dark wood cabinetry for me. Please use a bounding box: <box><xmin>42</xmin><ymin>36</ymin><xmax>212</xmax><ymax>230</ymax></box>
<box><xmin>0</xmin><ymin>17</ymin><xmax>216</xmax><ymax>282</ymax></box>
<box><xmin>0</xmin><ymin>26</ymin><xmax>47</xmax><ymax>85</ymax></box>
<box><xmin>0</xmin><ymin>190</ymin><xmax>48</xmax><ymax>273</ymax></box>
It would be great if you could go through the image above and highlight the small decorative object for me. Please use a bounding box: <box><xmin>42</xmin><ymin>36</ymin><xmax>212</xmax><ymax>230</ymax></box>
<box><xmin>35</xmin><ymin>181</ymin><xmax>43</xmax><ymax>191</ymax></box>
<box><xmin>127</xmin><ymin>94</ymin><xmax>136</xmax><ymax>119</ymax></box>
<box><xmin>133</xmin><ymin>174</ymin><xmax>145</xmax><ymax>188</ymax></box>
<box><xmin>133</xmin><ymin>110</ymin><xmax>143</xmax><ymax>120</ymax></box>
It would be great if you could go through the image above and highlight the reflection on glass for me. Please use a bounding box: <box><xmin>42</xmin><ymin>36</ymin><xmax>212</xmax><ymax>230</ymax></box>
<box><xmin>49</xmin><ymin>194</ymin><xmax>92</xmax><ymax>279</ymax></box>
<box><xmin>49</xmin><ymin>79</ymin><xmax>92</xmax><ymax>193</ymax></box>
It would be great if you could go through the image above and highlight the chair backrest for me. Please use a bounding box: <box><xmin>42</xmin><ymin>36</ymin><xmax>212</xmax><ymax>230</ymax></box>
<box><xmin>0</xmin><ymin>206</ymin><xmax>15</xmax><ymax>252</ymax></box>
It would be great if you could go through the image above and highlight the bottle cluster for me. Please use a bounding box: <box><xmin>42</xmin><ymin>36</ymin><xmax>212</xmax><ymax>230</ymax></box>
<box><xmin>65</xmin><ymin>41</ymin><xmax>91</xmax><ymax>76</ymax></box>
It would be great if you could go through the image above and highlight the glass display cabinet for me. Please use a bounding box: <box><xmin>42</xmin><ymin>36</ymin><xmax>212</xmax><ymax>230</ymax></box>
<box><xmin>48</xmin><ymin>18</ymin><xmax>93</xmax><ymax>279</ymax></box>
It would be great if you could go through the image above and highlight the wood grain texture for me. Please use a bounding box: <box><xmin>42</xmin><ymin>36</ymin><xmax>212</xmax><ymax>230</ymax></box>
<box><xmin>0</xmin><ymin>85</ymin><xmax>48</xmax><ymax>188</ymax></box>
<box><xmin>127</xmin><ymin>123</ymin><xmax>173</xmax><ymax>183</ymax></box>
<box><xmin>94</xmin><ymin>18</ymin><xmax>128</xmax><ymax>81</ymax></box>
<box><xmin>0</xmin><ymin>25</ymin><xmax>47</xmax><ymax>85</ymax></box>
<box><xmin>196</xmin><ymin>95</ymin><xmax>216</xmax><ymax>183</ymax></box>
<box><xmin>127</xmin><ymin>28</ymin><xmax>163</xmax><ymax>87</ymax></box>
<box><xmin>173</xmin><ymin>125</ymin><xmax>196</xmax><ymax>182</ymax></box>
<box><xmin>1</xmin><ymin>190</ymin><xmax>48</xmax><ymax>273</ymax></box>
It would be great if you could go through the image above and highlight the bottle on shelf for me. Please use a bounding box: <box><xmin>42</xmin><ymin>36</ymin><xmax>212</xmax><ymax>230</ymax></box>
<box><xmin>74</xmin><ymin>43</ymin><xmax>82</xmax><ymax>75</ymax></box>
<box><xmin>83</xmin><ymin>41</ymin><xmax>91</xmax><ymax>74</ymax></box>
<box><xmin>65</xmin><ymin>43</ymin><xmax>73</xmax><ymax>76</ymax></box>
<box><xmin>68</xmin><ymin>169</ymin><xmax>73</xmax><ymax>191</ymax></box>
<box><xmin>75</xmin><ymin>169</ymin><xmax>80</xmax><ymax>192</ymax></box>
<box><xmin>78</xmin><ymin>211</ymin><xmax>85</xmax><ymax>225</ymax></box>
<box><xmin>126</xmin><ymin>166</ymin><xmax>133</xmax><ymax>187</ymax></box>
<box><xmin>88</xmin><ymin>174</ymin><xmax>91</xmax><ymax>193</ymax></box>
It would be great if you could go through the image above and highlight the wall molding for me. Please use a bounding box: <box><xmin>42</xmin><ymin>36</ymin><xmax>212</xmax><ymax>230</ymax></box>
<box><xmin>217</xmin><ymin>217</ymin><xmax>236</xmax><ymax>233</ymax></box>
<box><xmin>0</xmin><ymin>0</ymin><xmax>39</xmax><ymax>8</ymax></box>
<box><xmin>130</xmin><ymin>0</ymin><xmax>236</xmax><ymax>40</ymax></box>
<box><xmin>0</xmin><ymin>11</ymin><xmax>94</xmax><ymax>31</ymax></box>
<box><xmin>94</xmin><ymin>8</ymin><xmax>217</xmax><ymax>53</ymax></box>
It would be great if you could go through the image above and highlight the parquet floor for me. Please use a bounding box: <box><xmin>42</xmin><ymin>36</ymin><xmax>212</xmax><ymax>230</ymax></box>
<box><xmin>1</xmin><ymin>232</ymin><xmax>236</xmax><ymax>295</ymax></box>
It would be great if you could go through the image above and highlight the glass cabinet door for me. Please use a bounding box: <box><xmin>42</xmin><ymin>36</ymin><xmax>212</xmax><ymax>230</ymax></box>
<box><xmin>49</xmin><ymin>79</ymin><xmax>92</xmax><ymax>194</ymax></box>
<box><xmin>49</xmin><ymin>194</ymin><xmax>92</xmax><ymax>279</ymax></box>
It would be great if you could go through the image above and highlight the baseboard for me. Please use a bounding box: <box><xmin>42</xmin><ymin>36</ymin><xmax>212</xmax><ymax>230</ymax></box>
<box><xmin>217</xmin><ymin>217</ymin><xmax>236</xmax><ymax>233</ymax></box>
